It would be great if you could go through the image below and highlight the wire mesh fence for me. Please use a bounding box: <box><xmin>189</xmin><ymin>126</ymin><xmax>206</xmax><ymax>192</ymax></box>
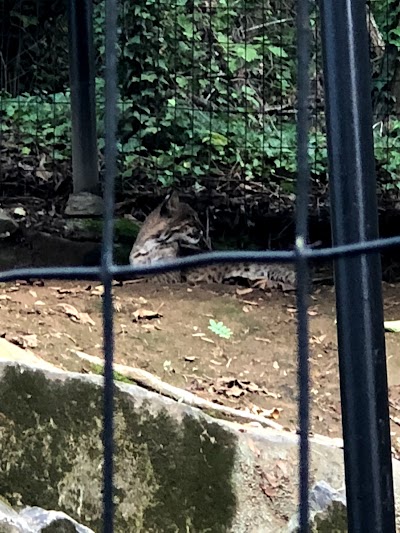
<box><xmin>1</xmin><ymin>1</ymin><xmax>399</xmax><ymax>212</ymax></box>
<box><xmin>1</xmin><ymin>0</ymin><xmax>400</xmax><ymax>531</ymax></box>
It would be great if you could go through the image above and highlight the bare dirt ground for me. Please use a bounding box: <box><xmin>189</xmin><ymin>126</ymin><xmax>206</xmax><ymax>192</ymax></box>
<box><xmin>1</xmin><ymin>279</ymin><xmax>400</xmax><ymax>448</ymax></box>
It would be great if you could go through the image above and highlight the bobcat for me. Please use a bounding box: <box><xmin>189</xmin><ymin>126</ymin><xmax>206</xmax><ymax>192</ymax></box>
<box><xmin>129</xmin><ymin>191</ymin><xmax>296</xmax><ymax>290</ymax></box>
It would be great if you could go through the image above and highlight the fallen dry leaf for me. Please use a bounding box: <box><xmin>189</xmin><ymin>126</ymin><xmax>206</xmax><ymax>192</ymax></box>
<box><xmin>22</xmin><ymin>334</ymin><xmax>38</xmax><ymax>348</ymax></box>
<box><xmin>5</xmin><ymin>286</ymin><xmax>19</xmax><ymax>293</ymax></box>
<box><xmin>91</xmin><ymin>285</ymin><xmax>105</xmax><ymax>296</ymax></box>
<box><xmin>36</xmin><ymin>168</ymin><xmax>52</xmax><ymax>181</ymax></box>
<box><xmin>13</xmin><ymin>206</ymin><xmax>26</xmax><ymax>217</ymax></box>
<box><xmin>310</xmin><ymin>334</ymin><xmax>327</xmax><ymax>345</ymax></box>
<box><xmin>9</xmin><ymin>333</ymin><xmax>38</xmax><ymax>349</ymax></box>
<box><xmin>132</xmin><ymin>308</ymin><xmax>162</xmax><ymax>322</ymax></box>
<box><xmin>236</xmin><ymin>287</ymin><xmax>253</xmax><ymax>296</ymax></box>
<box><xmin>250</xmin><ymin>404</ymin><xmax>281</xmax><ymax>420</ymax></box>
<box><xmin>79</xmin><ymin>313</ymin><xmax>96</xmax><ymax>326</ymax></box>
<box><xmin>57</xmin><ymin>303</ymin><xmax>95</xmax><ymax>325</ymax></box>
<box><xmin>253</xmin><ymin>279</ymin><xmax>272</xmax><ymax>290</ymax></box>
<box><xmin>57</xmin><ymin>287</ymin><xmax>83</xmax><ymax>295</ymax></box>
<box><xmin>200</xmin><ymin>337</ymin><xmax>215</xmax><ymax>344</ymax></box>
<box><xmin>163</xmin><ymin>360</ymin><xmax>173</xmax><ymax>372</ymax></box>
<box><xmin>210</xmin><ymin>377</ymin><xmax>277</xmax><ymax>401</ymax></box>
<box><xmin>57</xmin><ymin>303</ymin><xmax>80</xmax><ymax>317</ymax></box>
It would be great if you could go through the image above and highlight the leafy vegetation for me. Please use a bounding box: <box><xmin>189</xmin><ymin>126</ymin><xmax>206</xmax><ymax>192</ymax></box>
<box><xmin>0</xmin><ymin>0</ymin><xmax>399</xmax><ymax>198</ymax></box>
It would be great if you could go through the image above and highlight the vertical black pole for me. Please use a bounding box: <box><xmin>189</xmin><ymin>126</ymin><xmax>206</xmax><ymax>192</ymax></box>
<box><xmin>295</xmin><ymin>0</ymin><xmax>312</xmax><ymax>530</ymax></box>
<box><xmin>319</xmin><ymin>1</ymin><xmax>395</xmax><ymax>531</ymax></box>
<box><xmin>102</xmin><ymin>0</ymin><xmax>118</xmax><ymax>528</ymax></box>
<box><xmin>67</xmin><ymin>0</ymin><xmax>99</xmax><ymax>194</ymax></box>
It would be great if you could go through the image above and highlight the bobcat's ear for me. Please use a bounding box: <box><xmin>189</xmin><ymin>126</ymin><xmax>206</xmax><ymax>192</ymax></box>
<box><xmin>160</xmin><ymin>190</ymin><xmax>180</xmax><ymax>217</ymax></box>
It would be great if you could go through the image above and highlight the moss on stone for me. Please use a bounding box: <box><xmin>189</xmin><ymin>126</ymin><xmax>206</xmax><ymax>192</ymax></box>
<box><xmin>90</xmin><ymin>363</ymin><xmax>133</xmax><ymax>385</ymax></box>
<box><xmin>41</xmin><ymin>519</ymin><xmax>78</xmax><ymax>532</ymax></box>
<box><xmin>0</xmin><ymin>366</ymin><xmax>238</xmax><ymax>532</ymax></box>
<box><xmin>313</xmin><ymin>501</ymin><xmax>348</xmax><ymax>532</ymax></box>
<box><xmin>81</xmin><ymin>218</ymin><xmax>140</xmax><ymax>243</ymax></box>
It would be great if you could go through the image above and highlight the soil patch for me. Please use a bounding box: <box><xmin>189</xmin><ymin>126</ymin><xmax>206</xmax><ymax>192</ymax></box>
<box><xmin>2</xmin><ymin>279</ymin><xmax>400</xmax><ymax>448</ymax></box>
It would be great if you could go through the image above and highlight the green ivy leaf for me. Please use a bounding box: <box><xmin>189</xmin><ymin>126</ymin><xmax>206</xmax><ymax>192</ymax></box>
<box><xmin>234</xmin><ymin>45</ymin><xmax>259</xmax><ymax>62</ymax></box>
<box><xmin>202</xmin><ymin>132</ymin><xmax>228</xmax><ymax>147</ymax></box>
<box><xmin>141</xmin><ymin>72</ymin><xmax>158</xmax><ymax>82</ymax></box>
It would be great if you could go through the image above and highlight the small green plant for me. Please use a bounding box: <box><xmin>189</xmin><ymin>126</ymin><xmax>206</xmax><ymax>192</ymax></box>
<box><xmin>208</xmin><ymin>319</ymin><xmax>233</xmax><ymax>340</ymax></box>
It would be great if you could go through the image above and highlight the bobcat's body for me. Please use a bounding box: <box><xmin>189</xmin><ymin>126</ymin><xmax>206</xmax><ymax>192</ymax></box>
<box><xmin>129</xmin><ymin>192</ymin><xmax>296</xmax><ymax>290</ymax></box>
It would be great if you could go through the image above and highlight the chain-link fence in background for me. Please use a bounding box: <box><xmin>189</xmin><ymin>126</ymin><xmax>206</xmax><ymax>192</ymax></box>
<box><xmin>1</xmin><ymin>1</ymin><xmax>399</xmax><ymax>218</ymax></box>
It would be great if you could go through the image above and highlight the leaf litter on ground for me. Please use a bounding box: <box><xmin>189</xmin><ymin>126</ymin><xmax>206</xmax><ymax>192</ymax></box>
<box><xmin>56</xmin><ymin>303</ymin><xmax>96</xmax><ymax>325</ymax></box>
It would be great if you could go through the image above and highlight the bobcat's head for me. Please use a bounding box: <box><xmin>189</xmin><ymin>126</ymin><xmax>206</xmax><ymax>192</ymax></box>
<box><xmin>129</xmin><ymin>192</ymin><xmax>211</xmax><ymax>266</ymax></box>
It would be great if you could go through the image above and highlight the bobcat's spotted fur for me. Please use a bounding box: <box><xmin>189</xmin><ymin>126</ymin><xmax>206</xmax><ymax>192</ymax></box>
<box><xmin>129</xmin><ymin>192</ymin><xmax>296</xmax><ymax>290</ymax></box>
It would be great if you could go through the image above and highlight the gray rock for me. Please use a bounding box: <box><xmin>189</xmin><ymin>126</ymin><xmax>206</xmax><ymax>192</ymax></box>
<box><xmin>0</xmin><ymin>501</ymin><xmax>94</xmax><ymax>532</ymax></box>
<box><xmin>0</xmin><ymin>209</ymin><xmax>19</xmax><ymax>238</ymax></box>
<box><xmin>64</xmin><ymin>193</ymin><xmax>103</xmax><ymax>217</ymax></box>
<box><xmin>286</xmin><ymin>480</ymin><xmax>347</xmax><ymax>532</ymax></box>
<box><xmin>0</xmin><ymin>498</ymin><xmax>26</xmax><ymax>532</ymax></box>
<box><xmin>309</xmin><ymin>480</ymin><xmax>346</xmax><ymax>512</ymax></box>
<box><xmin>20</xmin><ymin>507</ymin><xmax>94</xmax><ymax>532</ymax></box>
<box><xmin>0</xmin><ymin>361</ymin><xmax>400</xmax><ymax>531</ymax></box>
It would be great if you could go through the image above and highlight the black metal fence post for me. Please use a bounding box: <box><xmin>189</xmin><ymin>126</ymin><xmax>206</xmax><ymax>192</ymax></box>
<box><xmin>295</xmin><ymin>0</ymin><xmax>312</xmax><ymax>530</ymax></box>
<box><xmin>67</xmin><ymin>0</ymin><xmax>99</xmax><ymax>194</ymax></box>
<box><xmin>318</xmin><ymin>1</ymin><xmax>395</xmax><ymax>531</ymax></box>
<box><xmin>102</xmin><ymin>0</ymin><xmax>119</xmax><ymax>529</ymax></box>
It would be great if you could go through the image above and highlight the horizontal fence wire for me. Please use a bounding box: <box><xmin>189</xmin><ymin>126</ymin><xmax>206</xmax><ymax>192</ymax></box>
<box><xmin>1</xmin><ymin>235</ymin><xmax>400</xmax><ymax>284</ymax></box>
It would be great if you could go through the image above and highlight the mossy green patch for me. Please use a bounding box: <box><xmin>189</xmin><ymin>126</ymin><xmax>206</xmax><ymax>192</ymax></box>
<box><xmin>82</xmin><ymin>218</ymin><xmax>140</xmax><ymax>243</ymax></box>
<box><xmin>42</xmin><ymin>519</ymin><xmax>79</xmax><ymax>532</ymax></box>
<box><xmin>90</xmin><ymin>363</ymin><xmax>132</xmax><ymax>385</ymax></box>
<box><xmin>117</xmin><ymin>397</ymin><xmax>237</xmax><ymax>532</ymax></box>
<box><xmin>0</xmin><ymin>365</ymin><xmax>237</xmax><ymax>532</ymax></box>
<box><xmin>313</xmin><ymin>502</ymin><xmax>348</xmax><ymax>532</ymax></box>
